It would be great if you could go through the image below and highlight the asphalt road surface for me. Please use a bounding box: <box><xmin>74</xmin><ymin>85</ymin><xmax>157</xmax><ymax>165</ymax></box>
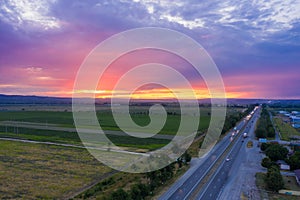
<box><xmin>159</xmin><ymin>108</ymin><xmax>258</xmax><ymax>200</ymax></box>
<box><xmin>196</xmin><ymin>107</ymin><xmax>261</xmax><ymax>200</ymax></box>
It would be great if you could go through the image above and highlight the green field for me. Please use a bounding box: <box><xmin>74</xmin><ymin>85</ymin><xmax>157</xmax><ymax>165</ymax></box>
<box><xmin>0</xmin><ymin>140</ymin><xmax>112</xmax><ymax>199</ymax></box>
<box><xmin>0</xmin><ymin>107</ymin><xmax>245</xmax><ymax>151</ymax></box>
<box><xmin>0</xmin><ymin>108</ymin><xmax>211</xmax><ymax>135</ymax></box>
<box><xmin>0</xmin><ymin>127</ymin><xmax>170</xmax><ymax>150</ymax></box>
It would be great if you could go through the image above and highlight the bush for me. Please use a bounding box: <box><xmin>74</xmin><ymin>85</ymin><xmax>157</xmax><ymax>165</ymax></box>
<box><xmin>261</xmin><ymin>157</ymin><xmax>272</xmax><ymax>168</ymax></box>
<box><xmin>130</xmin><ymin>183</ymin><xmax>150</xmax><ymax>200</ymax></box>
<box><xmin>110</xmin><ymin>189</ymin><xmax>130</xmax><ymax>200</ymax></box>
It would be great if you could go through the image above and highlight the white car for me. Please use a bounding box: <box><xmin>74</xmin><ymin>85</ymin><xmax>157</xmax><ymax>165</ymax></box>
<box><xmin>226</xmin><ymin>158</ymin><xmax>230</xmax><ymax>162</ymax></box>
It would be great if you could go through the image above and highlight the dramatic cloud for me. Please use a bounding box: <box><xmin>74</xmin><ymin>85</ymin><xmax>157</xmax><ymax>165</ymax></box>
<box><xmin>0</xmin><ymin>0</ymin><xmax>299</xmax><ymax>98</ymax></box>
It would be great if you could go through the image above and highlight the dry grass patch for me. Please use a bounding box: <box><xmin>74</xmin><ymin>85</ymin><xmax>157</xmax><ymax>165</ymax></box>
<box><xmin>0</xmin><ymin>140</ymin><xmax>112</xmax><ymax>199</ymax></box>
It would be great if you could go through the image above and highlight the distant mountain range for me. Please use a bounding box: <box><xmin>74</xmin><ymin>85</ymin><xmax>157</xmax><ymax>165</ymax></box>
<box><xmin>0</xmin><ymin>94</ymin><xmax>299</xmax><ymax>106</ymax></box>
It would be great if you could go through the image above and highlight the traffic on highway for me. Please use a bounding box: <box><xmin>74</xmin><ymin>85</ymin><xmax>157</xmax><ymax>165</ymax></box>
<box><xmin>159</xmin><ymin>106</ymin><xmax>261</xmax><ymax>200</ymax></box>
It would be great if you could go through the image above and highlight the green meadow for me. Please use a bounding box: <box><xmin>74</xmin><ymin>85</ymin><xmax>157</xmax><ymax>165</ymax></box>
<box><xmin>0</xmin><ymin>107</ymin><xmax>212</xmax><ymax>134</ymax></box>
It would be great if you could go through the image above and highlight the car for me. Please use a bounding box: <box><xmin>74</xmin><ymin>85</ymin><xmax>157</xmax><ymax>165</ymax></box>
<box><xmin>225</xmin><ymin>158</ymin><xmax>230</xmax><ymax>162</ymax></box>
<box><xmin>241</xmin><ymin>140</ymin><xmax>244</xmax><ymax>142</ymax></box>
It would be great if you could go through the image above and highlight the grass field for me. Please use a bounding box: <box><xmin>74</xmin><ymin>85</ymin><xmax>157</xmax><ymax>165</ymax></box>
<box><xmin>0</xmin><ymin>127</ymin><xmax>170</xmax><ymax>150</ymax></box>
<box><xmin>0</xmin><ymin>106</ymin><xmax>244</xmax><ymax>152</ymax></box>
<box><xmin>0</xmin><ymin>108</ymin><xmax>211</xmax><ymax>135</ymax></box>
<box><xmin>273</xmin><ymin>117</ymin><xmax>300</xmax><ymax>141</ymax></box>
<box><xmin>0</xmin><ymin>106</ymin><xmax>243</xmax><ymax>134</ymax></box>
<box><xmin>0</xmin><ymin>140</ymin><xmax>112</xmax><ymax>199</ymax></box>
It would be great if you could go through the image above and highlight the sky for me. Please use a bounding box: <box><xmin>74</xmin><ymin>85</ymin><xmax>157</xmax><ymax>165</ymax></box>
<box><xmin>0</xmin><ymin>0</ymin><xmax>300</xmax><ymax>99</ymax></box>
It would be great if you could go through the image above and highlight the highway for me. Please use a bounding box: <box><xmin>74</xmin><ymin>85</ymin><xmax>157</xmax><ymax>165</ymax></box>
<box><xmin>196</xmin><ymin>106</ymin><xmax>261</xmax><ymax>200</ymax></box>
<box><xmin>159</xmin><ymin>106</ymin><xmax>260</xmax><ymax>200</ymax></box>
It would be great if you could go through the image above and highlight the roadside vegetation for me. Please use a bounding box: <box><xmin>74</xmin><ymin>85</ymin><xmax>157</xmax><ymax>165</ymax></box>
<box><xmin>273</xmin><ymin>117</ymin><xmax>300</xmax><ymax>141</ymax></box>
<box><xmin>260</xmin><ymin>143</ymin><xmax>288</xmax><ymax>192</ymax></box>
<box><xmin>75</xmin><ymin>152</ymin><xmax>192</xmax><ymax>199</ymax></box>
<box><xmin>255</xmin><ymin>106</ymin><xmax>275</xmax><ymax>138</ymax></box>
<box><xmin>256</xmin><ymin>173</ymin><xmax>300</xmax><ymax>200</ymax></box>
<box><xmin>221</xmin><ymin>105</ymin><xmax>255</xmax><ymax>135</ymax></box>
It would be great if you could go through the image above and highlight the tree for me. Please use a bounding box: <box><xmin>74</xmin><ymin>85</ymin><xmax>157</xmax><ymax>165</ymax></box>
<box><xmin>267</xmin><ymin>126</ymin><xmax>275</xmax><ymax>138</ymax></box>
<box><xmin>137</xmin><ymin>183</ymin><xmax>150</xmax><ymax>198</ymax></box>
<box><xmin>256</xmin><ymin>127</ymin><xmax>267</xmax><ymax>138</ymax></box>
<box><xmin>255</xmin><ymin>107</ymin><xmax>275</xmax><ymax>138</ymax></box>
<box><xmin>183</xmin><ymin>151</ymin><xmax>192</xmax><ymax>163</ymax></box>
<box><xmin>265</xmin><ymin>169</ymin><xmax>284</xmax><ymax>192</ymax></box>
<box><xmin>287</xmin><ymin>152</ymin><xmax>300</xmax><ymax>170</ymax></box>
<box><xmin>110</xmin><ymin>188</ymin><xmax>129</xmax><ymax>200</ymax></box>
<box><xmin>261</xmin><ymin>157</ymin><xmax>272</xmax><ymax>168</ymax></box>
<box><xmin>265</xmin><ymin>144</ymin><xmax>288</xmax><ymax>161</ymax></box>
<box><xmin>130</xmin><ymin>184</ymin><xmax>142</xmax><ymax>200</ymax></box>
<box><xmin>261</xmin><ymin>143</ymin><xmax>270</xmax><ymax>151</ymax></box>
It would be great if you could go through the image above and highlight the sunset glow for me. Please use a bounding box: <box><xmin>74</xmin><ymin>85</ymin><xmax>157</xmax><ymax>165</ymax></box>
<box><xmin>0</xmin><ymin>1</ymin><xmax>299</xmax><ymax>99</ymax></box>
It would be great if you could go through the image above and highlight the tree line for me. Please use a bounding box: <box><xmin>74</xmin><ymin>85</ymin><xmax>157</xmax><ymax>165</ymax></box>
<box><xmin>221</xmin><ymin>105</ymin><xmax>255</xmax><ymax>135</ymax></box>
<box><xmin>78</xmin><ymin>151</ymin><xmax>192</xmax><ymax>200</ymax></box>
<box><xmin>255</xmin><ymin>107</ymin><xmax>275</xmax><ymax>138</ymax></box>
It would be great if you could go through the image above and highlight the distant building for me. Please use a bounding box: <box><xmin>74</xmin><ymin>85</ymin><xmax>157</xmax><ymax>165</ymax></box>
<box><xmin>293</xmin><ymin>124</ymin><xmax>300</xmax><ymax>128</ymax></box>
<box><xmin>279</xmin><ymin>110</ymin><xmax>288</xmax><ymax>114</ymax></box>
<box><xmin>276</xmin><ymin>160</ymin><xmax>290</xmax><ymax>170</ymax></box>
<box><xmin>290</xmin><ymin>116</ymin><xmax>300</xmax><ymax>128</ymax></box>
<box><xmin>295</xmin><ymin>169</ymin><xmax>300</xmax><ymax>185</ymax></box>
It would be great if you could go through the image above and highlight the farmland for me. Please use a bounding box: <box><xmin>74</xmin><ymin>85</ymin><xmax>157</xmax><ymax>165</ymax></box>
<box><xmin>0</xmin><ymin>105</ymin><xmax>246</xmax><ymax>199</ymax></box>
<box><xmin>0</xmin><ymin>107</ymin><xmax>212</xmax><ymax>134</ymax></box>
<box><xmin>0</xmin><ymin>140</ymin><xmax>112</xmax><ymax>199</ymax></box>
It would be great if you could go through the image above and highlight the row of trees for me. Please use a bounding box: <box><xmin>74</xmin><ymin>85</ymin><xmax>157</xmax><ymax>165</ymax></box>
<box><xmin>97</xmin><ymin>151</ymin><xmax>192</xmax><ymax>200</ymax></box>
<box><xmin>109</xmin><ymin>184</ymin><xmax>150</xmax><ymax>200</ymax></box>
<box><xmin>255</xmin><ymin>107</ymin><xmax>275</xmax><ymax>138</ymax></box>
<box><xmin>261</xmin><ymin>143</ymin><xmax>287</xmax><ymax>192</ymax></box>
<box><xmin>221</xmin><ymin>105</ymin><xmax>255</xmax><ymax>134</ymax></box>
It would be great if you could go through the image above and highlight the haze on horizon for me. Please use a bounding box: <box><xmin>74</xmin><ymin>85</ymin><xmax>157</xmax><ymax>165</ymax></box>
<box><xmin>0</xmin><ymin>0</ymin><xmax>299</xmax><ymax>99</ymax></box>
